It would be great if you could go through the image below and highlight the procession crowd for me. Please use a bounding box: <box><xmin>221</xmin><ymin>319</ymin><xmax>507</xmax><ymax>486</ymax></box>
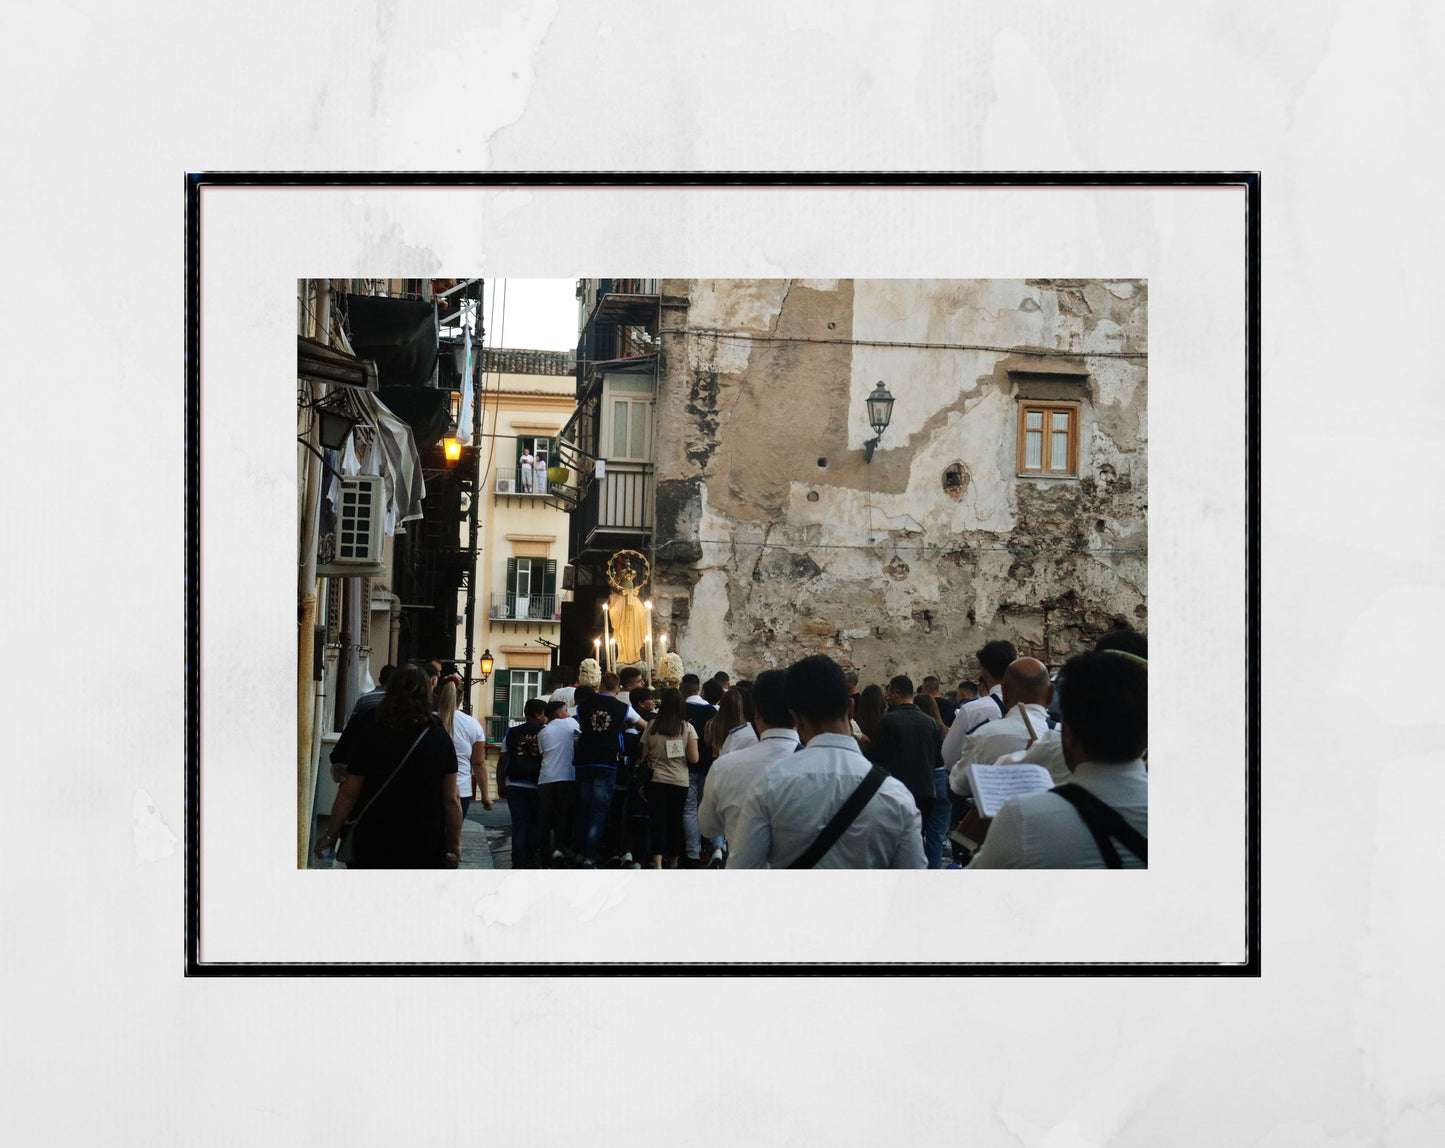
<box><xmin>316</xmin><ymin>631</ymin><xmax>1147</xmax><ymax>871</ymax></box>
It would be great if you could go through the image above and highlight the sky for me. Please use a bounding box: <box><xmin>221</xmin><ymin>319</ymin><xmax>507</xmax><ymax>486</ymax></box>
<box><xmin>482</xmin><ymin>278</ymin><xmax>578</xmax><ymax>352</ymax></box>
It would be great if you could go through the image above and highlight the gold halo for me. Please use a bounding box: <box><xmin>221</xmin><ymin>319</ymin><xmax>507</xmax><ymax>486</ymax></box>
<box><xmin>605</xmin><ymin>549</ymin><xmax>650</xmax><ymax>593</ymax></box>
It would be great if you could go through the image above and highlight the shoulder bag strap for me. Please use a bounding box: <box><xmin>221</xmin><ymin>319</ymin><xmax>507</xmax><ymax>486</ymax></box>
<box><xmin>1051</xmin><ymin>783</ymin><xmax>1148</xmax><ymax>868</ymax></box>
<box><xmin>788</xmin><ymin>765</ymin><xmax>889</xmax><ymax>869</ymax></box>
<box><xmin>348</xmin><ymin>728</ymin><xmax>429</xmax><ymax>829</ymax></box>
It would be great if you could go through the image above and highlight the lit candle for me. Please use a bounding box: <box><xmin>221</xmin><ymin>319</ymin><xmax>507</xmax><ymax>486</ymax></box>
<box><xmin>601</xmin><ymin>602</ymin><xmax>611</xmax><ymax>673</ymax></box>
<box><xmin>644</xmin><ymin>600</ymin><xmax>654</xmax><ymax>673</ymax></box>
<box><xmin>644</xmin><ymin>633</ymin><xmax>653</xmax><ymax>683</ymax></box>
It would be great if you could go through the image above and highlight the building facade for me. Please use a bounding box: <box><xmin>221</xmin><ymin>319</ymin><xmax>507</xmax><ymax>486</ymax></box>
<box><xmin>470</xmin><ymin>348</ymin><xmax>576</xmax><ymax>774</ymax></box>
<box><xmin>560</xmin><ymin>278</ymin><xmax>1147</xmax><ymax>685</ymax></box>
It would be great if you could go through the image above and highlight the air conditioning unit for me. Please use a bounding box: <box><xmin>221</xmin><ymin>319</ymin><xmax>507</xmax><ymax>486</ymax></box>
<box><xmin>317</xmin><ymin>475</ymin><xmax>385</xmax><ymax>575</ymax></box>
<box><xmin>495</xmin><ymin>475</ymin><xmax>515</xmax><ymax>494</ymax></box>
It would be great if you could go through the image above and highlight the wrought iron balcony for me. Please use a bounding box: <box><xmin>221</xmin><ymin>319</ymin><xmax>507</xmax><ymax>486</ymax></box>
<box><xmin>494</xmin><ymin>466</ymin><xmax>555</xmax><ymax>496</ymax></box>
<box><xmin>489</xmin><ymin>592</ymin><xmax>560</xmax><ymax>622</ymax></box>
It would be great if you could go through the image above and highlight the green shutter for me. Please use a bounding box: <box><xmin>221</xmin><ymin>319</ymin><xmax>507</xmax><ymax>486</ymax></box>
<box><xmin>515</xmin><ymin>436</ymin><xmax>524</xmax><ymax>464</ymax></box>
<box><xmin>544</xmin><ymin>558</ymin><xmax>557</xmax><ymax>601</ymax></box>
<box><xmin>506</xmin><ymin>556</ymin><xmax>517</xmax><ymax>599</ymax></box>
<box><xmin>492</xmin><ymin>669</ymin><xmax>511</xmax><ymax>720</ymax></box>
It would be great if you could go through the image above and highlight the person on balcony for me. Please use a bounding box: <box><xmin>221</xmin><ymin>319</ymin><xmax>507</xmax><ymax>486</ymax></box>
<box><xmin>519</xmin><ymin>446</ymin><xmax>535</xmax><ymax>492</ymax></box>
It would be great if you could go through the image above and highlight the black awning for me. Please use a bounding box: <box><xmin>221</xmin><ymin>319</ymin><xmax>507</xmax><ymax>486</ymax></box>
<box><xmin>377</xmin><ymin>386</ymin><xmax>451</xmax><ymax>448</ymax></box>
<box><xmin>345</xmin><ymin>295</ymin><xmax>439</xmax><ymax>387</ymax></box>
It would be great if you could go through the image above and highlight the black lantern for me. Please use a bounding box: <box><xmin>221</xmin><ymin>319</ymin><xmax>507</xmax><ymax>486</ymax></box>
<box><xmin>863</xmin><ymin>381</ymin><xmax>895</xmax><ymax>462</ymax></box>
<box><xmin>317</xmin><ymin>404</ymin><xmax>359</xmax><ymax>451</ymax></box>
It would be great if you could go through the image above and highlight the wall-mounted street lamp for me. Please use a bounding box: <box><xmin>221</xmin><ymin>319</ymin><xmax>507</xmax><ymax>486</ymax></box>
<box><xmin>477</xmin><ymin>649</ymin><xmax>494</xmax><ymax>685</ymax></box>
<box><xmin>315</xmin><ymin>398</ymin><xmax>360</xmax><ymax>452</ymax></box>
<box><xmin>443</xmin><ymin>437</ymin><xmax>463</xmax><ymax>462</ymax></box>
<box><xmin>863</xmin><ymin>380</ymin><xmax>895</xmax><ymax>463</ymax></box>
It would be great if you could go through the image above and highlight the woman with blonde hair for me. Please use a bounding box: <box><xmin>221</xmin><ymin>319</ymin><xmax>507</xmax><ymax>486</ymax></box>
<box><xmin>705</xmin><ymin>686</ymin><xmax>757</xmax><ymax>760</ymax></box>
<box><xmin>438</xmin><ymin>674</ymin><xmax>490</xmax><ymax>818</ymax></box>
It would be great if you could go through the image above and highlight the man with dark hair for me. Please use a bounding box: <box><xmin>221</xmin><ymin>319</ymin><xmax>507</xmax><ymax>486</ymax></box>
<box><xmin>499</xmin><ymin>697</ymin><xmax>549</xmax><ymax>869</ymax></box>
<box><xmin>697</xmin><ymin>669</ymin><xmax>801</xmax><ymax>864</ymax></box>
<box><xmin>919</xmin><ymin>674</ymin><xmax>957</xmax><ymax>729</ymax></box>
<box><xmin>729</xmin><ymin>656</ymin><xmax>925</xmax><ymax>869</ymax></box>
<box><xmin>968</xmin><ymin>650</ymin><xmax>1147</xmax><ymax>869</ymax></box>
<box><xmin>956</xmin><ymin>681</ymin><xmax>979</xmax><ymax>703</ymax></box>
<box><xmin>329</xmin><ymin>664</ymin><xmax>399</xmax><ymax>782</ymax></box>
<box><xmin>682</xmin><ymin>673</ymin><xmax>724</xmax><ymax>867</ymax></box>
<box><xmin>712</xmin><ymin>670</ymin><xmax>730</xmax><ymax>690</ymax></box>
<box><xmin>942</xmin><ymin>640</ymin><xmax>1018</xmax><ymax>781</ymax></box>
<box><xmin>607</xmin><ymin>686</ymin><xmax>658</xmax><ymax>866</ymax></box>
<box><xmin>349</xmin><ymin>663</ymin><xmax>396</xmax><ymax>720</ymax></box>
<box><xmin>954</xmin><ymin>640</ymin><xmax>1017</xmax><ymax>733</ymax></box>
<box><xmin>948</xmin><ymin>658</ymin><xmax>1060</xmax><ymax>798</ymax></box>
<box><xmin>1094</xmin><ymin>628</ymin><xmax>1147</xmax><ymax>659</ymax></box>
<box><xmin>869</xmin><ymin>674</ymin><xmax>948</xmax><ymax>866</ymax></box>
<box><xmin>618</xmin><ymin>666</ymin><xmax>645</xmax><ymax>694</ymax></box>
<box><xmin>571</xmin><ymin>671</ymin><xmax>644</xmax><ymax>868</ymax></box>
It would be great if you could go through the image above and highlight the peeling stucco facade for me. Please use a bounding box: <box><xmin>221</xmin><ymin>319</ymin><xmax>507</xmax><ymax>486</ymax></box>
<box><xmin>643</xmin><ymin>278</ymin><xmax>1147</xmax><ymax>683</ymax></box>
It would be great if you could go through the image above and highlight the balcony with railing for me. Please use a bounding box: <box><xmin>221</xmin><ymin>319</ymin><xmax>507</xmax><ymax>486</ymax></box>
<box><xmin>489</xmin><ymin>592</ymin><xmax>560</xmax><ymax>622</ymax></box>
<box><xmin>573</xmin><ymin>459</ymin><xmax>654</xmax><ymax>556</ymax></box>
<box><xmin>494</xmin><ymin>466</ymin><xmax>556</xmax><ymax>497</ymax></box>
<box><xmin>484</xmin><ymin>715</ymin><xmax>512</xmax><ymax>744</ymax></box>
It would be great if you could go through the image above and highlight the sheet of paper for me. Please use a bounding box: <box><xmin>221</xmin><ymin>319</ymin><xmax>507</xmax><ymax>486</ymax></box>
<box><xmin>967</xmin><ymin>763</ymin><xmax>1055</xmax><ymax>818</ymax></box>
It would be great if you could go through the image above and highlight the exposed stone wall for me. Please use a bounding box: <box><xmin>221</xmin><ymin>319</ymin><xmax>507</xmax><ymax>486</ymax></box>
<box><xmin>647</xmin><ymin>279</ymin><xmax>1147</xmax><ymax>684</ymax></box>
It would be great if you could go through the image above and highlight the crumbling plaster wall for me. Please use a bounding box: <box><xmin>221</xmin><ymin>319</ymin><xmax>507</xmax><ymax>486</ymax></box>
<box><xmin>648</xmin><ymin>278</ymin><xmax>1146</xmax><ymax>684</ymax></box>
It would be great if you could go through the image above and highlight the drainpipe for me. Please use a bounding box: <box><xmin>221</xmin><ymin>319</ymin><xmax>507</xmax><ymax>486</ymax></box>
<box><xmin>389</xmin><ymin>594</ymin><xmax>401</xmax><ymax>665</ymax></box>
<box><xmin>297</xmin><ymin>278</ymin><xmax>329</xmax><ymax>868</ymax></box>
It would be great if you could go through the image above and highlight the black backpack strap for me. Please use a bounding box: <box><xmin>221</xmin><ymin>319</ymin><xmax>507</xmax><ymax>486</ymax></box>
<box><xmin>1051</xmin><ymin>784</ymin><xmax>1147</xmax><ymax>868</ymax></box>
<box><xmin>992</xmin><ymin>693</ymin><xmax>1006</xmax><ymax>716</ymax></box>
<box><xmin>788</xmin><ymin>765</ymin><xmax>889</xmax><ymax>869</ymax></box>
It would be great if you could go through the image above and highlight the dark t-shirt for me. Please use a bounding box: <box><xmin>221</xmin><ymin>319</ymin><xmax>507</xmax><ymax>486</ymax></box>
<box><xmin>334</xmin><ymin>712</ymin><xmax>457</xmax><ymax>868</ymax></box>
<box><xmin>936</xmin><ymin>696</ymin><xmax>958</xmax><ymax>728</ymax></box>
<box><xmin>869</xmin><ymin>704</ymin><xmax>944</xmax><ymax>813</ymax></box>
<box><xmin>502</xmin><ymin>720</ymin><xmax>545</xmax><ymax>784</ymax></box>
<box><xmin>575</xmin><ymin>693</ymin><xmax>630</xmax><ymax>767</ymax></box>
<box><xmin>685</xmin><ymin>701</ymin><xmax>718</xmax><ymax>775</ymax></box>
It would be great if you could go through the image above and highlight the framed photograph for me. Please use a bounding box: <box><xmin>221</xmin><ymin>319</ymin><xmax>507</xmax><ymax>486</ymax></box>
<box><xmin>188</xmin><ymin>174</ymin><xmax>1257</xmax><ymax>972</ymax></box>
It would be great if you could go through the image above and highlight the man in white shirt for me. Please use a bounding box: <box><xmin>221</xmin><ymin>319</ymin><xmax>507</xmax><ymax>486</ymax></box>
<box><xmin>698</xmin><ymin>670</ymin><xmax>801</xmax><ymax>863</ymax></box>
<box><xmin>991</xmin><ymin>728</ymin><xmax>1070</xmax><ymax>786</ymax></box>
<box><xmin>968</xmin><ymin>649</ymin><xmax>1147</xmax><ymax>869</ymax></box>
<box><xmin>948</xmin><ymin>657</ymin><xmax>1055</xmax><ymax>800</ymax></box>
<box><xmin>943</xmin><ymin>640</ymin><xmax>1017</xmax><ymax>777</ymax></box>
<box><xmin>952</xmin><ymin>639</ymin><xmax>1015</xmax><ymax>732</ymax></box>
<box><xmin>519</xmin><ymin>446</ymin><xmax>535</xmax><ymax>491</ymax></box>
<box><xmin>729</xmin><ymin>656</ymin><xmax>925</xmax><ymax>869</ymax></box>
<box><xmin>538</xmin><ymin>698</ymin><xmax>580</xmax><ymax>865</ymax></box>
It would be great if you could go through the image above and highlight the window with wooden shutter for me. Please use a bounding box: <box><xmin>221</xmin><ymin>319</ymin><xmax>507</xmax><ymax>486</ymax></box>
<box><xmin>1017</xmin><ymin>401</ymin><xmax>1080</xmax><ymax>477</ymax></box>
<box><xmin>492</xmin><ymin>669</ymin><xmax>511</xmax><ymax>720</ymax></box>
<box><xmin>544</xmin><ymin>558</ymin><xmax>557</xmax><ymax>618</ymax></box>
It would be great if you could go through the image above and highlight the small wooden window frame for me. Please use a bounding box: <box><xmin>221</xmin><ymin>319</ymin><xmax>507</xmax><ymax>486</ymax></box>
<box><xmin>1016</xmin><ymin>400</ymin><xmax>1081</xmax><ymax>477</ymax></box>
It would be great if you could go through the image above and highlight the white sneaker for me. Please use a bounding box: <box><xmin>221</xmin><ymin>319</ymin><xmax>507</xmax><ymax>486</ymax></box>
<box><xmin>706</xmin><ymin>847</ymin><xmax>725</xmax><ymax>869</ymax></box>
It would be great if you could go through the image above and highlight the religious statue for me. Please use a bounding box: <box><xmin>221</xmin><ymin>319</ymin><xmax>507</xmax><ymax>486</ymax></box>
<box><xmin>606</xmin><ymin>550</ymin><xmax>651</xmax><ymax>665</ymax></box>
